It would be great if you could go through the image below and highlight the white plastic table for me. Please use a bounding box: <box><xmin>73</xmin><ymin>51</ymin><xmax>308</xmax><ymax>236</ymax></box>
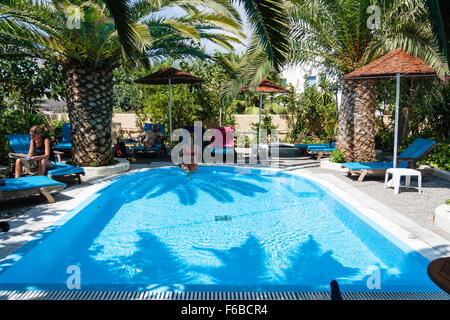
<box><xmin>384</xmin><ymin>168</ymin><xmax>422</xmax><ymax>195</ymax></box>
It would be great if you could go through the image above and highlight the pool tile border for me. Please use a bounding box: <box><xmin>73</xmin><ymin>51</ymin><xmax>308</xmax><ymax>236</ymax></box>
<box><xmin>0</xmin><ymin>290</ymin><xmax>448</xmax><ymax>300</ymax></box>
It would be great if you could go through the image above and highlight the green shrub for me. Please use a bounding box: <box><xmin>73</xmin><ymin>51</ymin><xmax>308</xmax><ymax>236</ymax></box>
<box><xmin>91</xmin><ymin>160</ymin><xmax>99</xmax><ymax>167</ymax></box>
<box><xmin>446</xmin><ymin>199</ymin><xmax>450</xmax><ymax>205</ymax></box>
<box><xmin>48</xmin><ymin>119</ymin><xmax>64</xmax><ymax>142</ymax></box>
<box><xmin>375</xmin><ymin>131</ymin><xmax>394</xmax><ymax>152</ymax></box>
<box><xmin>329</xmin><ymin>148</ymin><xmax>345</xmax><ymax>163</ymax></box>
<box><xmin>418</xmin><ymin>144</ymin><xmax>450</xmax><ymax>171</ymax></box>
<box><xmin>400</xmin><ymin>135</ymin><xmax>449</xmax><ymax>171</ymax></box>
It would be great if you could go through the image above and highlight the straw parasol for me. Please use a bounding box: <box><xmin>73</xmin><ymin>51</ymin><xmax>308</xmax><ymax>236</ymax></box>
<box><xmin>343</xmin><ymin>49</ymin><xmax>438</xmax><ymax>167</ymax></box>
<box><xmin>135</xmin><ymin>67</ymin><xmax>205</xmax><ymax>146</ymax></box>
<box><xmin>243</xmin><ymin>79</ymin><xmax>292</xmax><ymax>143</ymax></box>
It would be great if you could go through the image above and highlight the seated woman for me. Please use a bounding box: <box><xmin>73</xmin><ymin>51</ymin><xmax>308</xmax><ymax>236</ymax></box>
<box><xmin>15</xmin><ymin>125</ymin><xmax>55</xmax><ymax>178</ymax></box>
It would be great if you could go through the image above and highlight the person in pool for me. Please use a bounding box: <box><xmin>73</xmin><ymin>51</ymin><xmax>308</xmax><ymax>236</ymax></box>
<box><xmin>15</xmin><ymin>125</ymin><xmax>55</xmax><ymax>178</ymax></box>
<box><xmin>180</xmin><ymin>132</ymin><xmax>199</xmax><ymax>176</ymax></box>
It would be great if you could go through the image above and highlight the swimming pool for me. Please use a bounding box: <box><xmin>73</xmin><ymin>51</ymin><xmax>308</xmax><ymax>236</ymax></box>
<box><xmin>0</xmin><ymin>166</ymin><xmax>443</xmax><ymax>293</ymax></box>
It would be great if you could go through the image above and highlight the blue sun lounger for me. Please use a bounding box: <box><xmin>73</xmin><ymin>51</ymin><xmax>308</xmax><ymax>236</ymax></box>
<box><xmin>307</xmin><ymin>142</ymin><xmax>336</xmax><ymax>160</ymax></box>
<box><xmin>6</xmin><ymin>134</ymin><xmax>85</xmax><ymax>184</ymax></box>
<box><xmin>53</xmin><ymin>123</ymin><xmax>72</xmax><ymax>151</ymax></box>
<box><xmin>134</xmin><ymin>123</ymin><xmax>167</xmax><ymax>157</ymax></box>
<box><xmin>342</xmin><ymin>138</ymin><xmax>437</xmax><ymax>182</ymax></box>
<box><xmin>0</xmin><ymin>175</ymin><xmax>66</xmax><ymax>203</ymax></box>
<box><xmin>295</xmin><ymin>143</ymin><xmax>329</xmax><ymax>149</ymax></box>
<box><xmin>295</xmin><ymin>142</ymin><xmax>334</xmax><ymax>157</ymax></box>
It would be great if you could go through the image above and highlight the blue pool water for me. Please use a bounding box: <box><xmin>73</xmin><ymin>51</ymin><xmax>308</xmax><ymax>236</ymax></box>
<box><xmin>0</xmin><ymin>167</ymin><xmax>441</xmax><ymax>292</ymax></box>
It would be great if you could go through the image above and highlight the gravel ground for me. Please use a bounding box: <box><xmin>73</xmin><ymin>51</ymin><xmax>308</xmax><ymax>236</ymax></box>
<box><xmin>307</xmin><ymin>166</ymin><xmax>450</xmax><ymax>241</ymax></box>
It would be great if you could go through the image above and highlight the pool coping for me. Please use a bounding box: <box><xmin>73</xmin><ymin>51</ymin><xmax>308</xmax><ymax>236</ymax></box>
<box><xmin>0</xmin><ymin>163</ymin><xmax>449</xmax><ymax>299</ymax></box>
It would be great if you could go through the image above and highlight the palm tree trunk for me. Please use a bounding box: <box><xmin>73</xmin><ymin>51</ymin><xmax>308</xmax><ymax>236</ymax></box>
<box><xmin>337</xmin><ymin>80</ymin><xmax>356</xmax><ymax>161</ymax></box>
<box><xmin>353</xmin><ymin>80</ymin><xmax>376</xmax><ymax>162</ymax></box>
<box><xmin>66</xmin><ymin>64</ymin><xmax>114</xmax><ymax>167</ymax></box>
<box><xmin>337</xmin><ymin>80</ymin><xmax>376</xmax><ymax>162</ymax></box>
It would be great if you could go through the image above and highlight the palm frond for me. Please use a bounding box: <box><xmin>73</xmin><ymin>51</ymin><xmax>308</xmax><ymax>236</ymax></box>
<box><xmin>235</xmin><ymin>0</ymin><xmax>289</xmax><ymax>72</ymax></box>
<box><xmin>167</xmin><ymin>0</ymin><xmax>242</xmax><ymax>23</ymax></box>
<box><xmin>102</xmin><ymin>0</ymin><xmax>136</xmax><ymax>58</ymax></box>
<box><xmin>220</xmin><ymin>43</ymin><xmax>274</xmax><ymax>104</ymax></box>
<box><xmin>425</xmin><ymin>0</ymin><xmax>449</xmax><ymax>69</ymax></box>
<box><xmin>163</xmin><ymin>19</ymin><xmax>200</xmax><ymax>41</ymax></box>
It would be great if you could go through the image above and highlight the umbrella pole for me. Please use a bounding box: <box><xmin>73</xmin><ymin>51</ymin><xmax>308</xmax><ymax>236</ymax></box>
<box><xmin>258</xmin><ymin>92</ymin><xmax>262</xmax><ymax>145</ymax></box>
<box><xmin>169</xmin><ymin>78</ymin><xmax>172</xmax><ymax>148</ymax></box>
<box><xmin>393</xmin><ymin>73</ymin><xmax>400</xmax><ymax>168</ymax></box>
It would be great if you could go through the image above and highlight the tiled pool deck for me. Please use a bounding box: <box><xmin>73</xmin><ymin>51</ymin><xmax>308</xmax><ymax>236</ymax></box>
<box><xmin>1</xmin><ymin>155</ymin><xmax>449</xmax><ymax>264</ymax></box>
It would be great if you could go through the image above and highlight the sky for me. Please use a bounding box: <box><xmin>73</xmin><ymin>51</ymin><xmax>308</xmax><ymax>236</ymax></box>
<box><xmin>154</xmin><ymin>3</ymin><xmax>250</xmax><ymax>55</ymax></box>
<box><xmin>154</xmin><ymin>3</ymin><xmax>310</xmax><ymax>91</ymax></box>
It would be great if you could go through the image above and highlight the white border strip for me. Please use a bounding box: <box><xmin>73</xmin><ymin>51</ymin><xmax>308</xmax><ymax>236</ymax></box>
<box><xmin>0</xmin><ymin>290</ymin><xmax>448</xmax><ymax>300</ymax></box>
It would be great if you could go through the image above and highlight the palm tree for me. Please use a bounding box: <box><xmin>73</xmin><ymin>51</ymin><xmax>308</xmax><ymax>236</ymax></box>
<box><xmin>0</xmin><ymin>0</ymin><xmax>244</xmax><ymax>166</ymax></box>
<box><xmin>289</xmin><ymin>0</ymin><xmax>449</xmax><ymax>161</ymax></box>
<box><xmin>426</xmin><ymin>0</ymin><xmax>449</xmax><ymax>69</ymax></box>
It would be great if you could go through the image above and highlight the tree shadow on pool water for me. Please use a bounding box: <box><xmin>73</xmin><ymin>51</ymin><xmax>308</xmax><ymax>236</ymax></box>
<box><xmin>188</xmin><ymin>235</ymin><xmax>360</xmax><ymax>289</ymax></box>
<box><xmin>282</xmin><ymin>235</ymin><xmax>359</xmax><ymax>285</ymax></box>
<box><xmin>81</xmin><ymin>231</ymin><xmax>194</xmax><ymax>291</ymax></box>
<box><xmin>192</xmin><ymin>235</ymin><xmax>269</xmax><ymax>285</ymax></box>
<box><xmin>144</xmin><ymin>173</ymin><xmax>269</xmax><ymax>205</ymax></box>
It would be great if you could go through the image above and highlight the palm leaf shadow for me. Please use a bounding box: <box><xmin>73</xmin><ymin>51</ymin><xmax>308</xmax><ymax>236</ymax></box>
<box><xmin>283</xmin><ymin>235</ymin><xmax>358</xmax><ymax>285</ymax></box>
<box><xmin>144</xmin><ymin>171</ymin><xmax>269</xmax><ymax>205</ymax></box>
<box><xmin>192</xmin><ymin>235</ymin><xmax>269</xmax><ymax>285</ymax></box>
<box><xmin>85</xmin><ymin>231</ymin><xmax>192</xmax><ymax>291</ymax></box>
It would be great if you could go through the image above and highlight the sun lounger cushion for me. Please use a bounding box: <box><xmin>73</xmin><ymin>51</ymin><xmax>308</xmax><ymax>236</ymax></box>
<box><xmin>144</xmin><ymin>123</ymin><xmax>166</xmax><ymax>135</ymax></box>
<box><xmin>398</xmin><ymin>138</ymin><xmax>436</xmax><ymax>159</ymax></box>
<box><xmin>342</xmin><ymin>161</ymin><xmax>409</xmax><ymax>170</ymax></box>
<box><xmin>295</xmin><ymin>143</ymin><xmax>326</xmax><ymax>149</ymax></box>
<box><xmin>6</xmin><ymin>134</ymin><xmax>30</xmax><ymax>154</ymax></box>
<box><xmin>47</xmin><ymin>162</ymin><xmax>85</xmax><ymax>177</ymax></box>
<box><xmin>0</xmin><ymin>176</ymin><xmax>66</xmax><ymax>192</ymax></box>
<box><xmin>211</xmin><ymin>148</ymin><xmax>234</xmax><ymax>154</ymax></box>
<box><xmin>296</xmin><ymin>143</ymin><xmax>330</xmax><ymax>149</ymax></box>
<box><xmin>54</xmin><ymin>123</ymin><xmax>71</xmax><ymax>150</ymax></box>
<box><xmin>53</xmin><ymin>142</ymin><xmax>71</xmax><ymax>151</ymax></box>
<box><xmin>308</xmin><ymin>147</ymin><xmax>335</xmax><ymax>152</ymax></box>
<box><xmin>134</xmin><ymin>143</ymin><xmax>162</xmax><ymax>152</ymax></box>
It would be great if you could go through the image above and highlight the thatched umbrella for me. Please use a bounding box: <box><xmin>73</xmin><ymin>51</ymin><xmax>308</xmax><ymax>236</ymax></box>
<box><xmin>243</xmin><ymin>78</ymin><xmax>291</xmax><ymax>143</ymax></box>
<box><xmin>135</xmin><ymin>67</ymin><xmax>205</xmax><ymax>147</ymax></box>
<box><xmin>343</xmin><ymin>49</ymin><xmax>438</xmax><ymax>167</ymax></box>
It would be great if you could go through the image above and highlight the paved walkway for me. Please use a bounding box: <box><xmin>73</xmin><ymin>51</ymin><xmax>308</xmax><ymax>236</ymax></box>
<box><xmin>1</xmin><ymin>155</ymin><xmax>449</xmax><ymax>261</ymax></box>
